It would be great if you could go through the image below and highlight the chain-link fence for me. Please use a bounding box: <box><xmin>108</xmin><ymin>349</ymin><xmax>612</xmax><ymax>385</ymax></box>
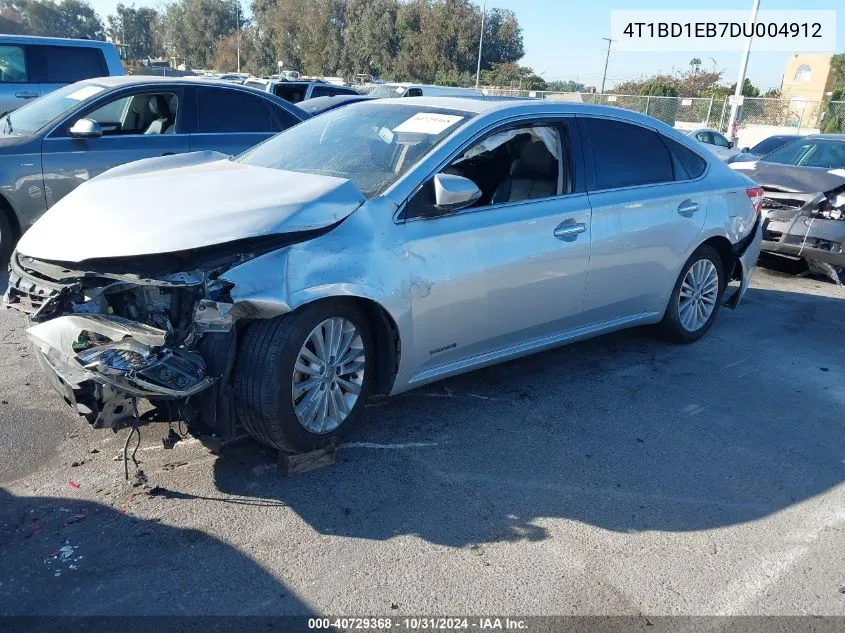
<box><xmin>480</xmin><ymin>87</ymin><xmax>845</xmax><ymax>139</ymax></box>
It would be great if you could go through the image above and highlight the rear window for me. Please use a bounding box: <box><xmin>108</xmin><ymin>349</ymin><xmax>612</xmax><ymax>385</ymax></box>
<box><xmin>583</xmin><ymin>118</ymin><xmax>674</xmax><ymax>189</ymax></box>
<box><xmin>663</xmin><ymin>137</ymin><xmax>707</xmax><ymax>180</ymax></box>
<box><xmin>274</xmin><ymin>84</ymin><xmax>307</xmax><ymax>103</ymax></box>
<box><xmin>32</xmin><ymin>46</ymin><xmax>107</xmax><ymax>83</ymax></box>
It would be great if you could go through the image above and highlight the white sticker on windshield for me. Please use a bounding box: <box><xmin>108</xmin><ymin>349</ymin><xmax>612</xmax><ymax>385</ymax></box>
<box><xmin>66</xmin><ymin>86</ymin><xmax>104</xmax><ymax>101</ymax></box>
<box><xmin>393</xmin><ymin>113</ymin><xmax>464</xmax><ymax>135</ymax></box>
<box><xmin>829</xmin><ymin>169</ymin><xmax>845</xmax><ymax>178</ymax></box>
<box><xmin>395</xmin><ymin>86</ymin><xmax>405</xmax><ymax>94</ymax></box>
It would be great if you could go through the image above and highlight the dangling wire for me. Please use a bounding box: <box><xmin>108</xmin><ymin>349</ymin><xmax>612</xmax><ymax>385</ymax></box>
<box><xmin>123</xmin><ymin>400</ymin><xmax>142</xmax><ymax>481</ymax></box>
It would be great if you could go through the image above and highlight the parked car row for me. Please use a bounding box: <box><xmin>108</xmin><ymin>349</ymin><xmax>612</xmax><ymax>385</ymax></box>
<box><xmin>4</xmin><ymin>96</ymin><xmax>762</xmax><ymax>454</ymax></box>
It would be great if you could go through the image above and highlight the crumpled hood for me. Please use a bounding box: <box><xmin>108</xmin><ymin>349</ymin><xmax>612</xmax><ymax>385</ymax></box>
<box><xmin>16</xmin><ymin>151</ymin><xmax>366</xmax><ymax>262</ymax></box>
<box><xmin>731</xmin><ymin>161</ymin><xmax>845</xmax><ymax>194</ymax></box>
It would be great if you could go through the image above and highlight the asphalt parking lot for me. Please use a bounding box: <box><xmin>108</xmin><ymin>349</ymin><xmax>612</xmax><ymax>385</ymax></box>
<box><xmin>0</xmin><ymin>261</ymin><xmax>844</xmax><ymax>616</ymax></box>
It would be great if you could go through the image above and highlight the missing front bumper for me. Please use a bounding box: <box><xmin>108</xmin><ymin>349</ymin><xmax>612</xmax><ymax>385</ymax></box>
<box><xmin>26</xmin><ymin>314</ymin><xmax>214</xmax><ymax>428</ymax></box>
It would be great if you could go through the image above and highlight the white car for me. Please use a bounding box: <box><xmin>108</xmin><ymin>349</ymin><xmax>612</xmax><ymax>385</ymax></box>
<box><xmin>688</xmin><ymin>128</ymin><xmax>741</xmax><ymax>162</ymax></box>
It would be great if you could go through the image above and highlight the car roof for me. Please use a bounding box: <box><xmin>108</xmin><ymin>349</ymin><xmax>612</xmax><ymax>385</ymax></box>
<box><xmin>0</xmin><ymin>34</ymin><xmax>115</xmax><ymax>49</ymax></box>
<box><xmin>805</xmin><ymin>134</ymin><xmax>845</xmax><ymax>141</ymax></box>
<box><xmin>77</xmin><ymin>75</ymin><xmax>274</xmax><ymax>89</ymax></box>
<box><xmin>375</xmin><ymin>96</ymin><xmax>692</xmax><ymax>127</ymax></box>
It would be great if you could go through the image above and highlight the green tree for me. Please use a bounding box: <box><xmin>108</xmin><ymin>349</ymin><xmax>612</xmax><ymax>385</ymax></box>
<box><xmin>480</xmin><ymin>62</ymin><xmax>546</xmax><ymax>90</ymax></box>
<box><xmin>106</xmin><ymin>4</ymin><xmax>160</xmax><ymax>60</ymax></box>
<box><xmin>157</xmin><ymin>0</ymin><xmax>240</xmax><ymax>68</ymax></box>
<box><xmin>13</xmin><ymin>0</ymin><xmax>104</xmax><ymax>39</ymax></box>
<box><xmin>829</xmin><ymin>53</ymin><xmax>845</xmax><ymax>91</ymax></box>
<box><xmin>547</xmin><ymin>80</ymin><xmax>586</xmax><ymax>92</ymax></box>
<box><xmin>342</xmin><ymin>0</ymin><xmax>398</xmax><ymax>77</ymax></box>
<box><xmin>729</xmin><ymin>77</ymin><xmax>760</xmax><ymax>97</ymax></box>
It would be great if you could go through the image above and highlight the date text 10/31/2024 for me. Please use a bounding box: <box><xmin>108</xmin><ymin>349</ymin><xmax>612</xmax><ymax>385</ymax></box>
<box><xmin>308</xmin><ymin>617</ymin><xmax>529</xmax><ymax>630</ymax></box>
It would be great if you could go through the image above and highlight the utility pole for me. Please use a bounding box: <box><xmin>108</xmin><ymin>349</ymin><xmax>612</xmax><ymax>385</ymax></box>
<box><xmin>235</xmin><ymin>0</ymin><xmax>241</xmax><ymax>74</ymax></box>
<box><xmin>475</xmin><ymin>0</ymin><xmax>487</xmax><ymax>90</ymax></box>
<box><xmin>727</xmin><ymin>0</ymin><xmax>761</xmax><ymax>141</ymax></box>
<box><xmin>600</xmin><ymin>37</ymin><xmax>615</xmax><ymax>94</ymax></box>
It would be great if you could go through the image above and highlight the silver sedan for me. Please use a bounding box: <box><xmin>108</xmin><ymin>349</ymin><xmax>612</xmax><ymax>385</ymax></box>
<box><xmin>5</xmin><ymin>98</ymin><xmax>762</xmax><ymax>453</ymax></box>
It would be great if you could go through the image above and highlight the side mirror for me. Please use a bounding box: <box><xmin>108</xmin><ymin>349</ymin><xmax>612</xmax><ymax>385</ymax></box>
<box><xmin>727</xmin><ymin>141</ymin><xmax>734</xmax><ymax>149</ymax></box>
<box><xmin>433</xmin><ymin>173</ymin><xmax>481</xmax><ymax>212</ymax></box>
<box><xmin>741</xmin><ymin>146</ymin><xmax>750</xmax><ymax>153</ymax></box>
<box><xmin>69</xmin><ymin>118</ymin><xmax>102</xmax><ymax>139</ymax></box>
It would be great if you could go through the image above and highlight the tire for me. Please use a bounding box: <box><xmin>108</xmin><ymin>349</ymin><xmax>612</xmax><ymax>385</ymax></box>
<box><xmin>0</xmin><ymin>209</ymin><xmax>14</xmax><ymax>265</ymax></box>
<box><xmin>656</xmin><ymin>245</ymin><xmax>725</xmax><ymax>344</ymax></box>
<box><xmin>233</xmin><ymin>299</ymin><xmax>375</xmax><ymax>452</ymax></box>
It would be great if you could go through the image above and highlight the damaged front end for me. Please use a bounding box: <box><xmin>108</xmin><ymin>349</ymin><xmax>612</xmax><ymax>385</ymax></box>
<box><xmin>2</xmin><ymin>234</ymin><xmax>306</xmax><ymax>436</ymax></box>
<box><xmin>761</xmin><ymin>183</ymin><xmax>845</xmax><ymax>281</ymax></box>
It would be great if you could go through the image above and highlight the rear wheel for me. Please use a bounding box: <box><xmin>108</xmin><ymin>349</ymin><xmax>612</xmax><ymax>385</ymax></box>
<box><xmin>656</xmin><ymin>245</ymin><xmax>725</xmax><ymax>343</ymax></box>
<box><xmin>234</xmin><ymin>300</ymin><xmax>374</xmax><ymax>452</ymax></box>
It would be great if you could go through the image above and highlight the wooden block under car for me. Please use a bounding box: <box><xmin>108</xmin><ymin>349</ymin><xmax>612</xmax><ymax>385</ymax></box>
<box><xmin>278</xmin><ymin>444</ymin><xmax>336</xmax><ymax>476</ymax></box>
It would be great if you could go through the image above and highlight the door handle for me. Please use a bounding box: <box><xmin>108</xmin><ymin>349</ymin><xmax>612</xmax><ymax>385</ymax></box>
<box><xmin>15</xmin><ymin>91</ymin><xmax>38</xmax><ymax>99</ymax></box>
<box><xmin>554</xmin><ymin>222</ymin><xmax>587</xmax><ymax>240</ymax></box>
<box><xmin>678</xmin><ymin>200</ymin><xmax>699</xmax><ymax>217</ymax></box>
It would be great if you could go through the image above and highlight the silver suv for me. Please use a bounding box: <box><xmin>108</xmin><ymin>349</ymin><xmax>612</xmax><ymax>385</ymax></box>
<box><xmin>0</xmin><ymin>35</ymin><xmax>124</xmax><ymax>113</ymax></box>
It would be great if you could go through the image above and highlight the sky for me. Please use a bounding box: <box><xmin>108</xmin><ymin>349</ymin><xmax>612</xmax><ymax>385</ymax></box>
<box><xmin>85</xmin><ymin>0</ymin><xmax>844</xmax><ymax>91</ymax></box>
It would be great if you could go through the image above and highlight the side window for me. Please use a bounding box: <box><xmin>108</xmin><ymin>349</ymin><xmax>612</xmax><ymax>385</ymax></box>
<box><xmin>406</xmin><ymin>123</ymin><xmax>565</xmax><ymax>218</ymax></box>
<box><xmin>405</xmin><ymin>88</ymin><xmax>423</xmax><ymax>97</ymax></box>
<box><xmin>310</xmin><ymin>86</ymin><xmax>335</xmax><ymax>98</ymax></box>
<box><xmin>712</xmin><ymin>132</ymin><xmax>731</xmax><ymax>148</ymax></box>
<box><xmin>269</xmin><ymin>104</ymin><xmax>298</xmax><ymax>132</ymax></box>
<box><xmin>196</xmin><ymin>87</ymin><xmax>274</xmax><ymax>133</ymax></box>
<box><xmin>695</xmin><ymin>131</ymin><xmax>712</xmax><ymax>144</ymax></box>
<box><xmin>274</xmin><ymin>84</ymin><xmax>307</xmax><ymax>103</ymax></box>
<box><xmin>64</xmin><ymin>91</ymin><xmax>180</xmax><ymax>136</ymax></box>
<box><xmin>0</xmin><ymin>45</ymin><xmax>27</xmax><ymax>83</ymax></box>
<box><xmin>583</xmin><ymin>118</ymin><xmax>674</xmax><ymax>189</ymax></box>
<box><xmin>662</xmin><ymin>136</ymin><xmax>707</xmax><ymax>180</ymax></box>
<box><xmin>34</xmin><ymin>46</ymin><xmax>106</xmax><ymax>83</ymax></box>
<box><xmin>86</xmin><ymin>92</ymin><xmax>179</xmax><ymax>135</ymax></box>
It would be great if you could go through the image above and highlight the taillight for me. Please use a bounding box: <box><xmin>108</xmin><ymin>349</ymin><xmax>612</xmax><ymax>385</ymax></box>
<box><xmin>746</xmin><ymin>186</ymin><xmax>764</xmax><ymax>215</ymax></box>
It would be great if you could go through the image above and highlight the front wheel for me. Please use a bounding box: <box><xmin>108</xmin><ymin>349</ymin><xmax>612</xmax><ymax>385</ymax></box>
<box><xmin>233</xmin><ymin>300</ymin><xmax>374</xmax><ymax>452</ymax></box>
<box><xmin>656</xmin><ymin>245</ymin><xmax>725</xmax><ymax>344</ymax></box>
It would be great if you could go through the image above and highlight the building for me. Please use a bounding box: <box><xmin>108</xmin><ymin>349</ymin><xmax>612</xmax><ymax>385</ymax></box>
<box><xmin>780</xmin><ymin>53</ymin><xmax>836</xmax><ymax>107</ymax></box>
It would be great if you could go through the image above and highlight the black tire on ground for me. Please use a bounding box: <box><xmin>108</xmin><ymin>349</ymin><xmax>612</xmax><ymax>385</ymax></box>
<box><xmin>0</xmin><ymin>209</ymin><xmax>14</xmax><ymax>265</ymax></box>
<box><xmin>233</xmin><ymin>299</ymin><xmax>375</xmax><ymax>452</ymax></box>
<box><xmin>655</xmin><ymin>244</ymin><xmax>725</xmax><ymax>344</ymax></box>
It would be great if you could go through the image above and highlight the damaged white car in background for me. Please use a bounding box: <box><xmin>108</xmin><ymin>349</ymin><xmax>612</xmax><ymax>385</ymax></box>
<box><xmin>4</xmin><ymin>98</ymin><xmax>762</xmax><ymax>457</ymax></box>
<box><xmin>730</xmin><ymin>135</ymin><xmax>845</xmax><ymax>285</ymax></box>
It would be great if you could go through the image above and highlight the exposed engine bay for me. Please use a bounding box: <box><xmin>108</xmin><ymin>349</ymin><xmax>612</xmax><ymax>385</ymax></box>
<box><xmin>761</xmin><ymin>183</ymin><xmax>845</xmax><ymax>284</ymax></box>
<box><xmin>2</xmin><ymin>233</ymin><xmax>319</xmax><ymax>438</ymax></box>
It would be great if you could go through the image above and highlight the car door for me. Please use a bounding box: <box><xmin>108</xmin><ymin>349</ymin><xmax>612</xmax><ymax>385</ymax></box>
<box><xmin>0</xmin><ymin>43</ymin><xmax>38</xmax><ymax>113</ymax></box>
<box><xmin>579</xmin><ymin>116</ymin><xmax>708</xmax><ymax>323</ymax></box>
<box><xmin>400</xmin><ymin>117</ymin><xmax>592</xmax><ymax>375</ymax></box>
<box><xmin>189</xmin><ymin>86</ymin><xmax>296</xmax><ymax>156</ymax></box>
<box><xmin>41</xmin><ymin>87</ymin><xmax>189</xmax><ymax>208</ymax></box>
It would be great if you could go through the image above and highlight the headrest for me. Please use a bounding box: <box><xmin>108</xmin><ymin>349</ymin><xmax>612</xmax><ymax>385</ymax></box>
<box><xmin>510</xmin><ymin>140</ymin><xmax>557</xmax><ymax>178</ymax></box>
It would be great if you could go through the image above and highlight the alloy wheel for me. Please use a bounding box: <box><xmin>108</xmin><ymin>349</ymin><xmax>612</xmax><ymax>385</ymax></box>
<box><xmin>678</xmin><ymin>259</ymin><xmax>720</xmax><ymax>332</ymax></box>
<box><xmin>291</xmin><ymin>317</ymin><xmax>366</xmax><ymax>434</ymax></box>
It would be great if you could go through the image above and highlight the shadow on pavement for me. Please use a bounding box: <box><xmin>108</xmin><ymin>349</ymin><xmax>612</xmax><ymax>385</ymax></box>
<box><xmin>211</xmin><ymin>285</ymin><xmax>845</xmax><ymax>546</ymax></box>
<box><xmin>0</xmin><ymin>488</ymin><xmax>309</xmax><ymax>615</ymax></box>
